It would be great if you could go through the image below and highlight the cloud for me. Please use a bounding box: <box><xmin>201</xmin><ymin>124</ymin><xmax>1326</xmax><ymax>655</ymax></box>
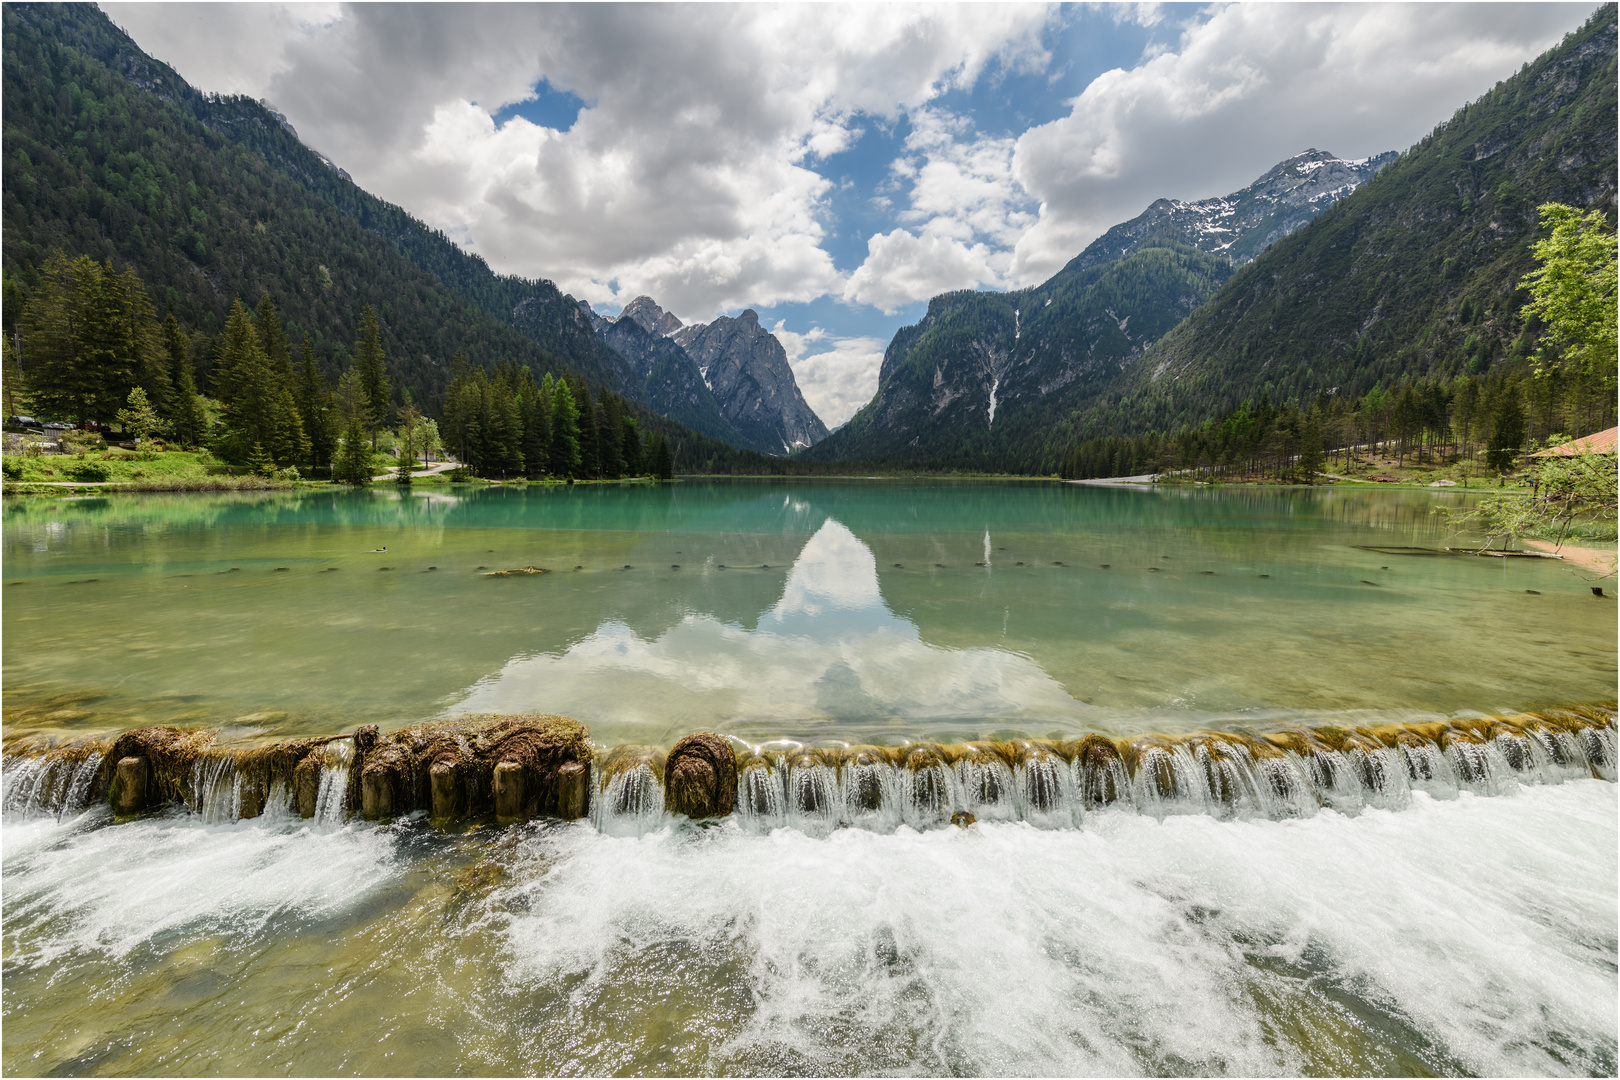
<box><xmin>107</xmin><ymin>2</ymin><xmax>1056</xmax><ymax>323</ymax></box>
<box><xmin>1008</xmin><ymin>2</ymin><xmax>1594</xmax><ymax>284</ymax></box>
<box><xmin>775</xmin><ymin>323</ymin><xmax>888</xmax><ymax>428</ymax></box>
<box><xmin>843</xmin><ymin>107</ymin><xmax>1035</xmax><ymax>311</ymax></box>
<box><xmin>103</xmin><ymin>2</ymin><xmax>343</xmax><ymax>97</ymax></box>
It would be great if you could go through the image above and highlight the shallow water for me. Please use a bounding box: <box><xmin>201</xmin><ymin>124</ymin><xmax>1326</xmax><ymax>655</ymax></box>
<box><xmin>3</xmin><ymin>482</ymin><xmax>1613</xmax><ymax>744</ymax></box>
<box><xmin>3</xmin><ymin>481</ymin><xmax>1616</xmax><ymax>1076</ymax></box>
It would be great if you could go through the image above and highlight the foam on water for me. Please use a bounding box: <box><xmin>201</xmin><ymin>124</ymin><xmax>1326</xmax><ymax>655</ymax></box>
<box><xmin>2</xmin><ymin>810</ymin><xmax>402</xmax><ymax>969</ymax></box>
<box><xmin>491</xmin><ymin>782</ymin><xmax>1617</xmax><ymax>1075</ymax></box>
<box><xmin>3</xmin><ymin>779</ymin><xmax>1614</xmax><ymax>1075</ymax></box>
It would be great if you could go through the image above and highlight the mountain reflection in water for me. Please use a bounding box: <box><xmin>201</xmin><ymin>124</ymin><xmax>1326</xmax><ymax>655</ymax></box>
<box><xmin>455</xmin><ymin>519</ymin><xmax>1088</xmax><ymax>741</ymax></box>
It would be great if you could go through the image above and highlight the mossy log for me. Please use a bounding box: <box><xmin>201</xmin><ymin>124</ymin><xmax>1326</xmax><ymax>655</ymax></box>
<box><xmin>664</xmin><ymin>732</ymin><xmax>738</xmax><ymax>820</ymax></box>
<box><xmin>2</xmin><ymin>704</ymin><xmax>1615</xmax><ymax>829</ymax></box>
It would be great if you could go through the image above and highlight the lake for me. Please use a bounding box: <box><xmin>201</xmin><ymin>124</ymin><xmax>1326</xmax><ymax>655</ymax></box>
<box><xmin>3</xmin><ymin>481</ymin><xmax>1615</xmax><ymax>1076</ymax></box>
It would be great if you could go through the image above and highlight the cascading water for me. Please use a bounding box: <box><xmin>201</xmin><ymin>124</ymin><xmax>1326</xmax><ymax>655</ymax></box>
<box><xmin>189</xmin><ymin>756</ymin><xmax>242</xmax><ymax>824</ymax></box>
<box><xmin>0</xmin><ymin>751</ymin><xmax>102</xmax><ymax>820</ymax></box>
<box><xmin>312</xmin><ymin>741</ymin><xmax>351</xmax><ymax>825</ymax></box>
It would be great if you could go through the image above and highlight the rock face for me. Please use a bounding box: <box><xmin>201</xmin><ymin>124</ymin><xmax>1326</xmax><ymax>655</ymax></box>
<box><xmin>583</xmin><ymin>301</ymin><xmax>744</xmax><ymax>445</ymax></box>
<box><xmin>672</xmin><ymin>310</ymin><xmax>829</xmax><ymax>453</ymax></box>
<box><xmin>1063</xmin><ymin>148</ymin><xmax>1397</xmax><ymax>276</ymax></box>
<box><xmin>589</xmin><ymin>297</ymin><xmax>828</xmax><ymax>455</ymax></box>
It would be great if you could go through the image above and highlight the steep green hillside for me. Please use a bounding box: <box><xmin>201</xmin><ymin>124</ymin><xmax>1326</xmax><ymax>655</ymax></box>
<box><xmin>0</xmin><ymin>2</ymin><xmax>788</xmax><ymax>471</ymax></box>
<box><xmin>803</xmin><ymin>245</ymin><xmax>1232</xmax><ymax>470</ymax></box>
<box><xmin>1084</xmin><ymin>4</ymin><xmax>1618</xmax><ymax>438</ymax></box>
<box><xmin>3</xmin><ymin>5</ymin><xmax>674</xmax><ymax>408</ymax></box>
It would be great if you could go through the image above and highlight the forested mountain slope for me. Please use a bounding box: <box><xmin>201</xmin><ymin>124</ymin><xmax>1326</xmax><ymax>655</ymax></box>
<box><xmin>1088</xmin><ymin>4</ymin><xmax>1618</xmax><ymax>438</ymax></box>
<box><xmin>802</xmin><ymin>244</ymin><xmax>1233</xmax><ymax>470</ymax></box>
<box><xmin>1</xmin><ymin>1</ymin><xmax>765</xmax><ymax>455</ymax></box>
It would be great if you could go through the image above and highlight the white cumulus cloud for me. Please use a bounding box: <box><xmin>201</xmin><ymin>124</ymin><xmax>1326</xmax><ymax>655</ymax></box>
<box><xmin>775</xmin><ymin>323</ymin><xmax>888</xmax><ymax>428</ymax></box>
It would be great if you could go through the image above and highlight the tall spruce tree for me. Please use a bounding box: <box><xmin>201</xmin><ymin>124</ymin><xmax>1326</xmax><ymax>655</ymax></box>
<box><xmin>213</xmin><ymin>299</ymin><xmax>308</xmax><ymax>467</ymax></box>
<box><xmin>353</xmin><ymin>305</ymin><xmax>389</xmax><ymax>447</ymax></box>
<box><xmin>294</xmin><ymin>336</ymin><xmax>335</xmax><ymax>472</ymax></box>
<box><xmin>550</xmin><ymin>375</ymin><xmax>581</xmax><ymax>478</ymax></box>
<box><xmin>160</xmin><ymin>314</ymin><xmax>206</xmax><ymax>446</ymax></box>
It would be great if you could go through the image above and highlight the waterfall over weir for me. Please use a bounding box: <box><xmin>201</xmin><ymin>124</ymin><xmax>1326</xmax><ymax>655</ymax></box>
<box><xmin>2</xmin><ymin>707</ymin><xmax>1613</xmax><ymax>833</ymax></box>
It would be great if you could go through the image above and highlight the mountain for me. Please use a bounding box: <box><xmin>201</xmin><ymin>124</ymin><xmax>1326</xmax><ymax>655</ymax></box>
<box><xmin>800</xmin><ymin>142</ymin><xmax>1397</xmax><ymax>470</ymax></box>
<box><xmin>671</xmin><ymin>310</ymin><xmax>829</xmax><ymax>453</ymax></box>
<box><xmin>1079</xmin><ymin>3</ymin><xmax>1618</xmax><ymax>438</ymax></box>
<box><xmin>807</xmin><ymin>5</ymin><xmax>1616</xmax><ymax>471</ymax></box>
<box><xmin>801</xmin><ymin>245</ymin><xmax>1233</xmax><ymax>470</ymax></box>
<box><xmin>0</xmin><ymin>0</ymin><xmax>784</xmax><ymax>461</ymax></box>
<box><xmin>580</xmin><ymin>300</ymin><xmax>746</xmax><ymax>445</ymax></box>
<box><xmin>1061</xmin><ymin>148</ymin><xmax>1397</xmax><ymax>276</ymax></box>
<box><xmin>591</xmin><ymin>297</ymin><xmax>829</xmax><ymax>454</ymax></box>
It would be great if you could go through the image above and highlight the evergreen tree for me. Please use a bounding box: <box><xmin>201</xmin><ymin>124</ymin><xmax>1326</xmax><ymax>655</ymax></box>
<box><xmin>621</xmin><ymin>415</ymin><xmax>642</xmax><ymax>476</ymax></box>
<box><xmin>212</xmin><ymin>299</ymin><xmax>309</xmax><ymax>466</ymax></box>
<box><xmin>353</xmin><ymin>305</ymin><xmax>390</xmax><ymax>447</ymax></box>
<box><xmin>294</xmin><ymin>336</ymin><xmax>336</xmax><ymax>472</ymax></box>
<box><xmin>598</xmin><ymin>389</ymin><xmax>625</xmax><ymax>477</ymax></box>
<box><xmin>649</xmin><ymin>432</ymin><xmax>673</xmax><ymax>480</ymax></box>
<box><xmin>256</xmin><ymin>295</ymin><xmax>293</xmax><ymax>379</ymax></box>
<box><xmin>572</xmin><ymin>376</ymin><xmax>600</xmax><ymax>478</ymax></box>
<box><xmin>331</xmin><ymin>420</ymin><xmax>373</xmax><ymax>484</ymax></box>
<box><xmin>1486</xmin><ymin>383</ymin><xmax>1527</xmax><ymax>481</ymax></box>
<box><xmin>246</xmin><ymin>441</ymin><xmax>275</xmax><ymax>478</ymax></box>
<box><xmin>550</xmin><ymin>375</ymin><xmax>581</xmax><ymax>477</ymax></box>
<box><xmin>1296</xmin><ymin>409</ymin><xmax>1324</xmax><ymax>482</ymax></box>
<box><xmin>114</xmin><ymin>386</ymin><xmax>165</xmax><ymax>442</ymax></box>
<box><xmin>24</xmin><ymin>252</ymin><xmax>138</xmax><ymax>423</ymax></box>
<box><xmin>395</xmin><ymin>407</ymin><xmax>420</xmax><ymax>485</ymax></box>
<box><xmin>160</xmin><ymin>314</ymin><xmax>206</xmax><ymax>446</ymax></box>
<box><xmin>117</xmin><ymin>265</ymin><xmax>170</xmax><ymax>412</ymax></box>
<box><xmin>2</xmin><ymin>329</ymin><xmax>24</xmax><ymax>418</ymax></box>
<box><xmin>521</xmin><ymin>372</ymin><xmax>552</xmax><ymax>479</ymax></box>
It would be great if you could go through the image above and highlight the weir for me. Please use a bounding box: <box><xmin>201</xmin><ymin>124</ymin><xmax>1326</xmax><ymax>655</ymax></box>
<box><xmin>2</xmin><ymin>706</ymin><xmax>1615</xmax><ymax>833</ymax></box>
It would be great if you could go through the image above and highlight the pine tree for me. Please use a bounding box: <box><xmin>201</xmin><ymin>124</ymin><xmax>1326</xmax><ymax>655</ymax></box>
<box><xmin>213</xmin><ymin>299</ymin><xmax>308</xmax><ymax>467</ymax></box>
<box><xmin>649</xmin><ymin>432</ymin><xmax>673</xmax><ymax>480</ymax></box>
<box><xmin>1296</xmin><ymin>409</ymin><xmax>1324</xmax><ymax>483</ymax></box>
<box><xmin>598</xmin><ymin>389</ymin><xmax>625</xmax><ymax>477</ymax></box>
<box><xmin>24</xmin><ymin>252</ymin><xmax>137</xmax><ymax>423</ymax></box>
<box><xmin>1486</xmin><ymin>382</ymin><xmax>1527</xmax><ymax>481</ymax></box>
<box><xmin>395</xmin><ymin>408</ymin><xmax>419</xmax><ymax>485</ymax></box>
<box><xmin>550</xmin><ymin>375</ymin><xmax>581</xmax><ymax>478</ymax></box>
<box><xmin>572</xmin><ymin>376</ymin><xmax>599</xmax><ymax>478</ymax></box>
<box><xmin>160</xmin><ymin>314</ymin><xmax>206</xmax><ymax>446</ymax></box>
<box><xmin>621</xmin><ymin>416</ymin><xmax>642</xmax><ymax>476</ymax></box>
<box><xmin>521</xmin><ymin>374</ymin><xmax>552</xmax><ymax>479</ymax></box>
<box><xmin>246</xmin><ymin>441</ymin><xmax>275</xmax><ymax>478</ymax></box>
<box><xmin>294</xmin><ymin>336</ymin><xmax>335</xmax><ymax>471</ymax></box>
<box><xmin>331</xmin><ymin>420</ymin><xmax>373</xmax><ymax>484</ymax></box>
<box><xmin>114</xmin><ymin>386</ymin><xmax>165</xmax><ymax>442</ymax></box>
<box><xmin>117</xmin><ymin>265</ymin><xmax>170</xmax><ymax>412</ymax></box>
<box><xmin>353</xmin><ymin>305</ymin><xmax>389</xmax><ymax>447</ymax></box>
<box><xmin>256</xmin><ymin>295</ymin><xmax>292</xmax><ymax>378</ymax></box>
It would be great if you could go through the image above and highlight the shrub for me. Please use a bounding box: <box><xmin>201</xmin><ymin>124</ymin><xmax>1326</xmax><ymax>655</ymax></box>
<box><xmin>67</xmin><ymin>460</ymin><xmax>109</xmax><ymax>481</ymax></box>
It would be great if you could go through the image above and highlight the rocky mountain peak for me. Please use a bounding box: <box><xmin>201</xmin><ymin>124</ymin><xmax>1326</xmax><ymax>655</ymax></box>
<box><xmin>619</xmin><ymin>296</ymin><xmax>684</xmax><ymax>337</ymax></box>
<box><xmin>1061</xmin><ymin>146</ymin><xmax>1396</xmax><ymax>277</ymax></box>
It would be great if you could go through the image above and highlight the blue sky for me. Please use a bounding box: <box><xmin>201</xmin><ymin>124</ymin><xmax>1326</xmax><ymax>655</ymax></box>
<box><xmin>108</xmin><ymin>2</ymin><xmax>1596</xmax><ymax>425</ymax></box>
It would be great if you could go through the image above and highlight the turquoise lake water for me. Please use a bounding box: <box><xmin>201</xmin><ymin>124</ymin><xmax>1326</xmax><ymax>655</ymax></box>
<box><xmin>3</xmin><ymin>481</ymin><xmax>1613</xmax><ymax>745</ymax></box>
